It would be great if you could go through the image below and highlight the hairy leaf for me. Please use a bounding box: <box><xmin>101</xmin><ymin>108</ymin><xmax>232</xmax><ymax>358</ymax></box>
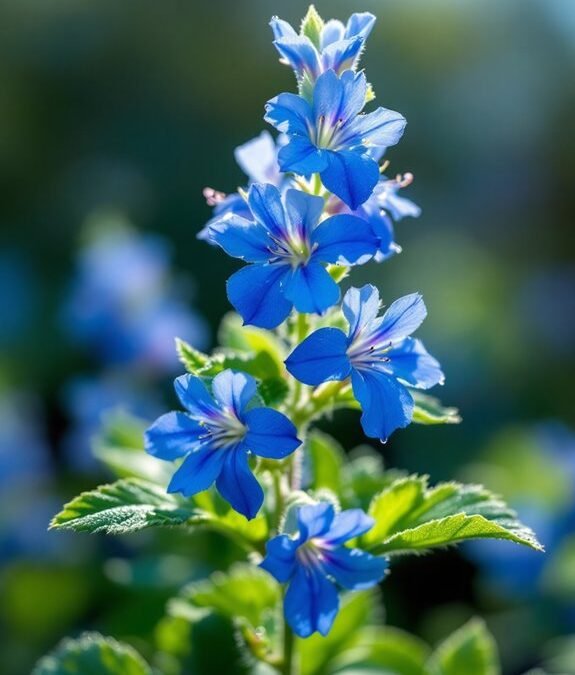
<box><xmin>50</xmin><ymin>478</ymin><xmax>206</xmax><ymax>534</ymax></box>
<box><xmin>33</xmin><ymin>632</ymin><xmax>152</xmax><ymax>675</ymax></box>
<box><xmin>412</xmin><ymin>392</ymin><xmax>461</xmax><ymax>425</ymax></box>
<box><xmin>363</xmin><ymin>477</ymin><xmax>543</xmax><ymax>555</ymax></box>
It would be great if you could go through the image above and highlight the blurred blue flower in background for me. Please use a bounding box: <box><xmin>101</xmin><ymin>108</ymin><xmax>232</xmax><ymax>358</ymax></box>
<box><xmin>62</xmin><ymin>212</ymin><xmax>208</xmax><ymax>372</ymax></box>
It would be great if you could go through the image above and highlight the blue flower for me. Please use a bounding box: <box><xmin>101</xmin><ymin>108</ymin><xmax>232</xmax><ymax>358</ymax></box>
<box><xmin>285</xmin><ymin>284</ymin><xmax>444</xmax><ymax>441</ymax></box>
<box><xmin>270</xmin><ymin>11</ymin><xmax>376</xmax><ymax>84</ymax></box>
<box><xmin>207</xmin><ymin>183</ymin><xmax>379</xmax><ymax>329</ymax></box>
<box><xmin>145</xmin><ymin>370</ymin><xmax>300</xmax><ymax>519</ymax></box>
<box><xmin>265</xmin><ymin>69</ymin><xmax>406</xmax><ymax>210</ymax></box>
<box><xmin>261</xmin><ymin>502</ymin><xmax>387</xmax><ymax>637</ymax></box>
<box><xmin>199</xmin><ymin>131</ymin><xmax>284</xmax><ymax>241</ymax></box>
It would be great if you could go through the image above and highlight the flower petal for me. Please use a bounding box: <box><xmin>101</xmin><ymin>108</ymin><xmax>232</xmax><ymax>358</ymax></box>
<box><xmin>260</xmin><ymin>534</ymin><xmax>299</xmax><ymax>582</ymax></box>
<box><xmin>322</xmin><ymin>509</ymin><xmax>375</xmax><ymax>546</ymax></box>
<box><xmin>283</xmin><ymin>262</ymin><xmax>340</xmax><ymax>315</ymax></box>
<box><xmin>145</xmin><ymin>411</ymin><xmax>204</xmax><ymax>460</ymax></box>
<box><xmin>265</xmin><ymin>92</ymin><xmax>314</xmax><ymax>136</ymax></box>
<box><xmin>321</xmin><ymin>19</ymin><xmax>345</xmax><ymax>48</ymax></box>
<box><xmin>374</xmin><ymin>293</ymin><xmax>427</xmax><ymax>344</ymax></box>
<box><xmin>312</xmin><ymin>213</ymin><xmax>378</xmax><ymax>265</ymax></box>
<box><xmin>386</xmin><ymin>337</ymin><xmax>444</xmax><ymax>389</ymax></box>
<box><xmin>244</xmin><ymin>407</ymin><xmax>300</xmax><ymax>459</ymax></box>
<box><xmin>345</xmin><ymin>12</ymin><xmax>376</xmax><ymax>41</ymax></box>
<box><xmin>321</xmin><ymin>36</ymin><xmax>364</xmax><ymax>75</ymax></box>
<box><xmin>167</xmin><ymin>446</ymin><xmax>226</xmax><ymax>497</ymax></box>
<box><xmin>297</xmin><ymin>502</ymin><xmax>335</xmax><ymax>540</ymax></box>
<box><xmin>274</xmin><ymin>36</ymin><xmax>321</xmax><ymax>79</ymax></box>
<box><xmin>234</xmin><ymin>131</ymin><xmax>280</xmax><ymax>185</ymax></box>
<box><xmin>320</xmin><ymin>150</ymin><xmax>380</xmax><ymax>210</ymax></box>
<box><xmin>351</xmin><ymin>369</ymin><xmax>414</xmax><ymax>442</ymax></box>
<box><xmin>174</xmin><ymin>374</ymin><xmax>216</xmax><ymax>416</ymax></box>
<box><xmin>342</xmin><ymin>284</ymin><xmax>382</xmax><ymax>340</ymax></box>
<box><xmin>285</xmin><ymin>189</ymin><xmax>324</xmax><ymax>241</ymax></box>
<box><xmin>215</xmin><ymin>446</ymin><xmax>264</xmax><ymax>520</ymax></box>
<box><xmin>285</xmin><ymin>327</ymin><xmax>351</xmax><ymax>385</ymax></box>
<box><xmin>277</xmin><ymin>137</ymin><xmax>326</xmax><ymax>176</ymax></box>
<box><xmin>321</xmin><ymin>546</ymin><xmax>387</xmax><ymax>590</ymax></box>
<box><xmin>270</xmin><ymin>16</ymin><xmax>298</xmax><ymax>40</ymax></box>
<box><xmin>208</xmin><ymin>213</ymin><xmax>272</xmax><ymax>263</ymax></box>
<box><xmin>248</xmin><ymin>183</ymin><xmax>286</xmax><ymax>237</ymax></box>
<box><xmin>211</xmin><ymin>370</ymin><xmax>258</xmax><ymax>417</ymax></box>
<box><xmin>227</xmin><ymin>263</ymin><xmax>292</xmax><ymax>329</ymax></box>
<box><xmin>284</xmin><ymin>565</ymin><xmax>339</xmax><ymax>637</ymax></box>
<box><xmin>343</xmin><ymin>107</ymin><xmax>406</xmax><ymax>148</ymax></box>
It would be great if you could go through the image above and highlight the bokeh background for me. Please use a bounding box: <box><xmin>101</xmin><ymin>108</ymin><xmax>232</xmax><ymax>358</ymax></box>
<box><xmin>1</xmin><ymin>0</ymin><xmax>574</xmax><ymax>673</ymax></box>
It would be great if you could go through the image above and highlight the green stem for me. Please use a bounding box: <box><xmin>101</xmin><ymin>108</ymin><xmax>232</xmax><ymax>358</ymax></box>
<box><xmin>282</xmin><ymin>602</ymin><xmax>295</xmax><ymax>675</ymax></box>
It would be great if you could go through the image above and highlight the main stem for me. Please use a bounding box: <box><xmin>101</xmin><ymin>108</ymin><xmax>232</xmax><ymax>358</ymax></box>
<box><xmin>282</xmin><ymin>604</ymin><xmax>295</xmax><ymax>675</ymax></box>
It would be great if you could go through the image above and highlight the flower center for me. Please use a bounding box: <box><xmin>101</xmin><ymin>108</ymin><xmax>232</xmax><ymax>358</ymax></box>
<box><xmin>201</xmin><ymin>409</ymin><xmax>247</xmax><ymax>449</ymax></box>
<box><xmin>267</xmin><ymin>227</ymin><xmax>315</xmax><ymax>268</ymax></box>
<box><xmin>346</xmin><ymin>329</ymin><xmax>392</xmax><ymax>371</ymax></box>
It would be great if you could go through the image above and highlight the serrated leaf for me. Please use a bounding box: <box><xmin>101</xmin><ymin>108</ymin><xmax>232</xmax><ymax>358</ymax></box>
<box><xmin>33</xmin><ymin>632</ymin><xmax>152</xmax><ymax>675</ymax></box>
<box><xmin>427</xmin><ymin>619</ymin><xmax>500</xmax><ymax>675</ymax></box>
<box><xmin>175</xmin><ymin>337</ymin><xmax>212</xmax><ymax>374</ymax></box>
<box><xmin>412</xmin><ymin>392</ymin><xmax>461</xmax><ymax>425</ymax></box>
<box><xmin>363</xmin><ymin>477</ymin><xmax>543</xmax><ymax>555</ymax></box>
<box><xmin>300</xmin><ymin>5</ymin><xmax>324</xmax><ymax>48</ymax></box>
<box><xmin>50</xmin><ymin>478</ymin><xmax>207</xmax><ymax>534</ymax></box>
<box><xmin>304</xmin><ymin>430</ymin><xmax>345</xmax><ymax>494</ymax></box>
<box><xmin>299</xmin><ymin>592</ymin><xmax>376</xmax><ymax>675</ymax></box>
<box><xmin>332</xmin><ymin>626</ymin><xmax>431</xmax><ymax>675</ymax></box>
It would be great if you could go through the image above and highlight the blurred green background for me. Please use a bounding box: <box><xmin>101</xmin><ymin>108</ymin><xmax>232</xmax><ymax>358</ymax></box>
<box><xmin>1</xmin><ymin>1</ymin><xmax>574</xmax><ymax>673</ymax></box>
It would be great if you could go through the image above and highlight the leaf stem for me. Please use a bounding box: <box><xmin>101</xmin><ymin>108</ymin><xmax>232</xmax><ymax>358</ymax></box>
<box><xmin>282</xmin><ymin>603</ymin><xmax>295</xmax><ymax>675</ymax></box>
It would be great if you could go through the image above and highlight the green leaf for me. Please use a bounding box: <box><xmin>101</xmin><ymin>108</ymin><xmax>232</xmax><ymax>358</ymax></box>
<box><xmin>169</xmin><ymin>563</ymin><xmax>279</xmax><ymax>630</ymax></box>
<box><xmin>305</xmin><ymin>430</ymin><xmax>345</xmax><ymax>494</ymax></box>
<box><xmin>412</xmin><ymin>392</ymin><xmax>461</xmax><ymax>425</ymax></box>
<box><xmin>33</xmin><ymin>632</ymin><xmax>152</xmax><ymax>675</ymax></box>
<box><xmin>218</xmin><ymin>312</ymin><xmax>286</xmax><ymax>370</ymax></box>
<box><xmin>341</xmin><ymin>448</ymin><xmax>406</xmax><ymax>511</ymax></box>
<box><xmin>175</xmin><ymin>337</ymin><xmax>212</xmax><ymax>374</ymax></box>
<box><xmin>257</xmin><ymin>376</ymin><xmax>289</xmax><ymax>406</ymax></box>
<box><xmin>427</xmin><ymin>619</ymin><xmax>500</xmax><ymax>675</ymax></box>
<box><xmin>92</xmin><ymin>410</ymin><xmax>172</xmax><ymax>483</ymax></box>
<box><xmin>50</xmin><ymin>478</ymin><xmax>207</xmax><ymax>534</ymax></box>
<box><xmin>363</xmin><ymin>477</ymin><xmax>543</xmax><ymax>555</ymax></box>
<box><xmin>300</xmin><ymin>5</ymin><xmax>324</xmax><ymax>48</ymax></box>
<box><xmin>332</xmin><ymin>626</ymin><xmax>431</xmax><ymax>675</ymax></box>
<box><xmin>299</xmin><ymin>592</ymin><xmax>376</xmax><ymax>675</ymax></box>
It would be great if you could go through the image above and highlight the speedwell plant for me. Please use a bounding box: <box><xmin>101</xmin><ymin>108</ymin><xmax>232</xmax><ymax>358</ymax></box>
<box><xmin>42</xmin><ymin>7</ymin><xmax>542</xmax><ymax>675</ymax></box>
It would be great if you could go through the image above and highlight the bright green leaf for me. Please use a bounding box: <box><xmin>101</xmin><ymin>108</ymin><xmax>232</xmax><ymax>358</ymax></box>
<box><xmin>257</xmin><ymin>376</ymin><xmax>290</xmax><ymax>406</ymax></box>
<box><xmin>427</xmin><ymin>619</ymin><xmax>500</xmax><ymax>675</ymax></box>
<box><xmin>300</xmin><ymin>5</ymin><xmax>324</xmax><ymax>48</ymax></box>
<box><xmin>363</xmin><ymin>478</ymin><xmax>543</xmax><ymax>555</ymax></box>
<box><xmin>33</xmin><ymin>632</ymin><xmax>152</xmax><ymax>675</ymax></box>
<box><xmin>50</xmin><ymin>478</ymin><xmax>207</xmax><ymax>534</ymax></box>
<box><xmin>218</xmin><ymin>312</ymin><xmax>286</xmax><ymax>370</ymax></box>
<box><xmin>175</xmin><ymin>337</ymin><xmax>212</xmax><ymax>374</ymax></box>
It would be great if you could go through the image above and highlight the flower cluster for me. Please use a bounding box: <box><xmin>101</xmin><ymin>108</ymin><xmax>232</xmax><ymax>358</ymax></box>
<box><xmin>145</xmin><ymin>6</ymin><xmax>443</xmax><ymax>639</ymax></box>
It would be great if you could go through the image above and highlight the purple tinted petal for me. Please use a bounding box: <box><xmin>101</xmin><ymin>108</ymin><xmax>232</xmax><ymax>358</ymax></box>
<box><xmin>145</xmin><ymin>411</ymin><xmax>204</xmax><ymax>460</ymax></box>
<box><xmin>211</xmin><ymin>370</ymin><xmax>258</xmax><ymax>417</ymax></box>
<box><xmin>167</xmin><ymin>446</ymin><xmax>226</xmax><ymax>497</ymax></box>
<box><xmin>321</xmin><ymin>37</ymin><xmax>364</xmax><ymax>75</ymax></box>
<box><xmin>351</xmin><ymin>369</ymin><xmax>414</xmax><ymax>442</ymax></box>
<box><xmin>215</xmin><ymin>446</ymin><xmax>263</xmax><ymax>520</ymax></box>
<box><xmin>285</xmin><ymin>327</ymin><xmax>351</xmax><ymax>386</ymax></box>
<box><xmin>243</xmin><ymin>407</ymin><xmax>300</xmax><ymax>459</ymax></box>
<box><xmin>227</xmin><ymin>263</ymin><xmax>292</xmax><ymax>329</ymax></box>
